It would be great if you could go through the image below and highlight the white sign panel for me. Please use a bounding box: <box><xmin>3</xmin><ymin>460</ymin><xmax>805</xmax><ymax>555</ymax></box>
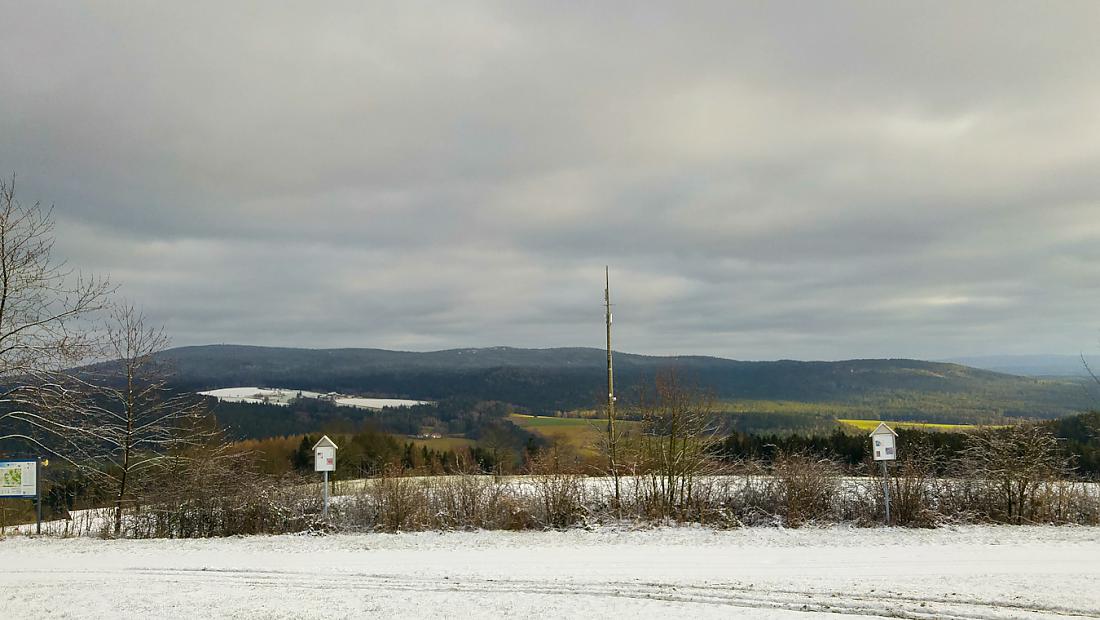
<box><xmin>314</xmin><ymin>447</ymin><xmax>336</xmax><ymax>472</ymax></box>
<box><xmin>869</xmin><ymin>423</ymin><xmax>898</xmax><ymax>461</ymax></box>
<box><xmin>0</xmin><ymin>460</ymin><xmax>36</xmax><ymax>498</ymax></box>
<box><xmin>872</xmin><ymin>435</ymin><xmax>896</xmax><ymax>460</ymax></box>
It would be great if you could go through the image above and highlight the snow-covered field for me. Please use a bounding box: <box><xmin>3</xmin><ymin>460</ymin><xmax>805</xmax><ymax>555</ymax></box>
<box><xmin>198</xmin><ymin>387</ymin><xmax>429</xmax><ymax>410</ymax></box>
<box><xmin>2</xmin><ymin>526</ymin><xmax>1098</xmax><ymax>619</ymax></box>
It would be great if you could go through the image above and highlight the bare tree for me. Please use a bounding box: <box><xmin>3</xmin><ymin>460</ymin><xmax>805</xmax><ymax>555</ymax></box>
<box><xmin>479</xmin><ymin>421</ymin><xmax>518</xmax><ymax>478</ymax></box>
<box><xmin>0</xmin><ymin>176</ymin><xmax>112</xmax><ymax>455</ymax></box>
<box><xmin>633</xmin><ymin>369</ymin><xmax>721</xmax><ymax>515</ymax></box>
<box><xmin>70</xmin><ymin>304</ymin><xmax>220</xmax><ymax>536</ymax></box>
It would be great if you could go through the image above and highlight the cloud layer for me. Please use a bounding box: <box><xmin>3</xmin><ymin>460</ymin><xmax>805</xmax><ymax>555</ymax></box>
<box><xmin>2</xmin><ymin>2</ymin><xmax>1099</xmax><ymax>359</ymax></box>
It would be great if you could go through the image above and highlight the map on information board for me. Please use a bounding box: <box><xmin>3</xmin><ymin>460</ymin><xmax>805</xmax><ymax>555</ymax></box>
<box><xmin>0</xmin><ymin>460</ymin><xmax>36</xmax><ymax>498</ymax></box>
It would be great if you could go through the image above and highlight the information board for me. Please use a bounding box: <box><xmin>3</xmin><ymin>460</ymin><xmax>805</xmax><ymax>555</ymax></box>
<box><xmin>315</xmin><ymin>447</ymin><xmax>336</xmax><ymax>472</ymax></box>
<box><xmin>869</xmin><ymin>422</ymin><xmax>898</xmax><ymax>461</ymax></box>
<box><xmin>0</xmin><ymin>460</ymin><xmax>37</xmax><ymax>498</ymax></box>
<box><xmin>872</xmin><ymin>434</ymin><xmax>896</xmax><ymax>460</ymax></box>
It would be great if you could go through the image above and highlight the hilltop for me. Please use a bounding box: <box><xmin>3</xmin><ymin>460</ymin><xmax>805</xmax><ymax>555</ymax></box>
<box><xmin>155</xmin><ymin>345</ymin><xmax>1099</xmax><ymax>423</ymax></box>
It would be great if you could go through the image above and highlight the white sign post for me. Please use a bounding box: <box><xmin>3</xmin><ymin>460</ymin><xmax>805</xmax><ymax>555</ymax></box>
<box><xmin>313</xmin><ymin>435</ymin><xmax>338</xmax><ymax>519</ymax></box>
<box><xmin>869</xmin><ymin>423</ymin><xmax>898</xmax><ymax>525</ymax></box>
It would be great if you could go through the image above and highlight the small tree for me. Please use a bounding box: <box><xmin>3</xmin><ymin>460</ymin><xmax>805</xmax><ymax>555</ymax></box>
<box><xmin>291</xmin><ymin>435</ymin><xmax>315</xmax><ymax>472</ymax></box>
<box><xmin>72</xmin><ymin>304</ymin><xmax>221</xmax><ymax>536</ymax></box>
<box><xmin>478</xmin><ymin>420</ymin><xmax>519</xmax><ymax>477</ymax></box>
<box><xmin>633</xmin><ymin>370</ymin><xmax>720</xmax><ymax>516</ymax></box>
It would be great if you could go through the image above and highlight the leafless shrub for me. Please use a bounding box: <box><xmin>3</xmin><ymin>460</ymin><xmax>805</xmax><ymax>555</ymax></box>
<box><xmin>349</xmin><ymin>466</ymin><xmax>432</xmax><ymax>532</ymax></box>
<box><xmin>626</xmin><ymin>370</ymin><xmax>724</xmax><ymax>520</ymax></box>
<box><xmin>103</xmin><ymin>454</ymin><xmax>322</xmax><ymax>539</ymax></box>
<box><xmin>677</xmin><ymin>468</ymin><xmax>750</xmax><ymax>528</ymax></box>
<box><xmin>1033</xmin><ymin>479</ymin><xmax>1100</xmax><ymax>524</ymax></box>
<box><xmin>429</xmin><ymin>473</ymin><xmax>516</xmax><ymax>530</ymax></box>
<box><xmin>956</xmin><ymin>425</ymin><xmax>1073</xmax><ymax>523</ymax></box>
<box><xmin>769</xmin><ymin>452</ymin><xmax>841</xmax><ymax>526</ymax></box>
<box><xmin>713</xmin><ymin>462</ymin><xmax>776</xmax><ymax>527</ymax></box>
<box><xmin>527</xmin><ymin>448</ymin><xmax>588</xmax><ymax>528</ymax></box>
<box><xmin>342</xmin><ymin>472</ymin><xmax>539</xmax><ymax>532</ymax></box>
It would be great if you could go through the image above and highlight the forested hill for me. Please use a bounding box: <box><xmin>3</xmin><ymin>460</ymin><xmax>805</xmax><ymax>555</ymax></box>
<box><xmin>153</xmin><ymin>345</ymin><xmax>1099</xmax><ymax>422</ymax></box>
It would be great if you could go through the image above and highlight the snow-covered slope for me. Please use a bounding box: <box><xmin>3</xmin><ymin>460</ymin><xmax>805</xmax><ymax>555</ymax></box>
<box><xmin>199</xmin><ymin>386</ymin><xmax>428</xmax><ymax>409</ymax></box>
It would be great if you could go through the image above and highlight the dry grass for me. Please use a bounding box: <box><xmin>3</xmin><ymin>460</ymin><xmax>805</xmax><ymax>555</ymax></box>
<box><xmin>509</xmin><ymin>414</ymin><xmax>640</xmax><ymax>461</ymax></box>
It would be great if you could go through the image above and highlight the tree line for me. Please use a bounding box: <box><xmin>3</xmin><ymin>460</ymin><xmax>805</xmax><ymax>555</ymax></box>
<box><xmin>209</xmin><ymin>395</ymin><xmax>522</xmax><ymax>441</ymax></box>
<box><xmin>718</xmin><ymin>412</ymin><xmax>1100</xmax><ymax>477</ymax></box>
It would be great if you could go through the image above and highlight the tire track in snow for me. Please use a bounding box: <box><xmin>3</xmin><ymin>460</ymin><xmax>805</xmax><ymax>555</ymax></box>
<box><xmin>15</xmin><ymin>567</ymin><xmax>1099</xmax><ymax>620</ymax></box>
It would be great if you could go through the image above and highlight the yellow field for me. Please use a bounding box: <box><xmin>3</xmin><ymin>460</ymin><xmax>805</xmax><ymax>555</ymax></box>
<box><xmin>837</xmin><ymin>419</ymin><xmax>1007</xmax><ymax>433</ymax></box>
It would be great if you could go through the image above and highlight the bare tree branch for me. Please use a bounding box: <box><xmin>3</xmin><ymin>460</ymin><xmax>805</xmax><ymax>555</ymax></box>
<box><xmin>0</xmin><ymin>177</ymin><xmax>113</xmax><ymax>455</ymax></box>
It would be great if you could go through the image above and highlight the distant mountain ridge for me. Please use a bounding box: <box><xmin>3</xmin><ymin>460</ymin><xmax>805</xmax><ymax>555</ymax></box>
<box><xmin>943</xmin><ymin>355</ymin><xmax>1100</xmax><ymax>378</ymax></box>
<box><xmin>154</xmin><ymin>345</ymin><xmax>1100</xmax><ymax>422</ymax></box>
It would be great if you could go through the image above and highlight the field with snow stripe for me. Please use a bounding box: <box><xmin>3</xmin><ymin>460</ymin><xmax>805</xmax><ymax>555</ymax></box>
<box><xmin>198</xmin><ymin>386</ymin><xmax>429</xmax><ymax>409</ymax></box>
<box><xmin>2</xmin><ymin>526</ymin><xmax>1099</xmax><ymax>619</ymax></box>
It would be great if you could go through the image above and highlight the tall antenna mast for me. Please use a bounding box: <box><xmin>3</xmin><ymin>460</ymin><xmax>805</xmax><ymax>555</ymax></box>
<box><xmin>605</xmin><ymin>266</ymin><xmax>620</xmax><ymax>507</ymax></box>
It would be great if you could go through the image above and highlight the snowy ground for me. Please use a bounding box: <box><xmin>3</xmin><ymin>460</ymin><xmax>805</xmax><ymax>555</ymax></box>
<box><xmin>2</xmin><ymin>526</ymin><xmax>1098</xmax><ymax>619</ymax></box>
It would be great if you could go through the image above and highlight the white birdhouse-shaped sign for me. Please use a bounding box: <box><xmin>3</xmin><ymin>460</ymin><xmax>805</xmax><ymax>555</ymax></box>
<box><xmin>313</xmin><ymin>435</ymin><xmax>338</xmax><ymax>472</ymax></box>
<box><xmin>869</xmin><ymin>423</ymin><xmax>898</xmax><ymax>461</ymax></box>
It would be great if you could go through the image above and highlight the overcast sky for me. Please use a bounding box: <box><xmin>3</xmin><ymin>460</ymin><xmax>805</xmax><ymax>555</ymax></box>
<box><xmin>2</xmin><ymin>2</ymin><xmax>1099</xmax><ymax>360</ymax></box>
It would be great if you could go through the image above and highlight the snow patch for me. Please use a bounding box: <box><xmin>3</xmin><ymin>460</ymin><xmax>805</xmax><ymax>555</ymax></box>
<box><xmin>198</xmin><ymin>387</ymin><xmax>429</xmax><ymax>410</ymax></box>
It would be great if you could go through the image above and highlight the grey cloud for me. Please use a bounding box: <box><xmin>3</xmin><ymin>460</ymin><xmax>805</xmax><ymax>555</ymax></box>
<box><xmin>1</xmin><ymin>1</ymin><xmax>1098</xmax><ymax>360</ymax></box>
